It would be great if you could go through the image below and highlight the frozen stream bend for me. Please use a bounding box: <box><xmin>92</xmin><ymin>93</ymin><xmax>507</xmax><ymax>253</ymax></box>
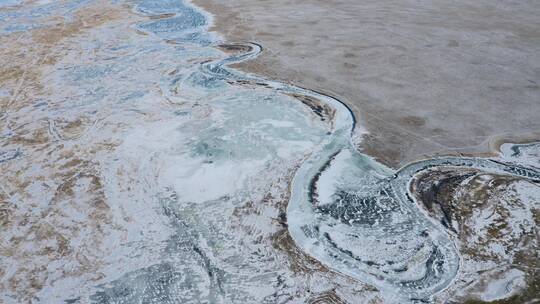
<box><xmin>0</xmin><ymin>0</ymin><xmax>539</xmax><ymax>303</ymax></box>
<box><xmin>199</xmin><ymin>8</ymin><xmax>540</xmax><ymax>304</ymax></box>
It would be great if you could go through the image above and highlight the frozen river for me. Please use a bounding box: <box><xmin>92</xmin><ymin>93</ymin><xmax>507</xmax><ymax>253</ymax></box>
<box><xmin>1</xmin><ymin>0</ymin><xmax>538</xmax><ymax>303</ymax></box>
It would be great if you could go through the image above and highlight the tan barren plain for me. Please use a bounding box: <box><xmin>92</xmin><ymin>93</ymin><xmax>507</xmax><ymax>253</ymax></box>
<box><xmin>195</xmin><ymin>0</ymin><xmax>540</xmax><ymax>167</ymax></box>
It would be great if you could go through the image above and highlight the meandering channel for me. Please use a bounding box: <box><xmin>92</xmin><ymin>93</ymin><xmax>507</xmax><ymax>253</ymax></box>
<box><xmin>199</xmin><ymin>42</ymin><xmax>540</xmax><ymax>304</ymax></box>
<box><xmin>135</xmin><ymin>1</ymin><xmax>540</xmax><ymax>302</ymax></box>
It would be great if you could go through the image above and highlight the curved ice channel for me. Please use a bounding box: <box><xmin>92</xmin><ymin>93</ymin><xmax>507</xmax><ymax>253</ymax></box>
<box><xmin>288</xmin><ymin>144</ymin><xmax>540</xmax><ymax>302</ymax></box>
<box><xmin>98</xmin><ymin>1</ymin><xmax>540</xmax><ymax>302</ymax></box>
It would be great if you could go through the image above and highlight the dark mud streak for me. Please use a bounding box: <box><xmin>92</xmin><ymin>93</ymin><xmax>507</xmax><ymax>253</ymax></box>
<box><xmin>281</xmin><ymin>85</ymin><xmax>357</xmax><ymax>135</ymax></box>
<box><xmin>322</xmin><ymin>231</ymin><xmax>381</xmax><ymax>267</ymax></box>
<box><xmin>309</xmin><ymin>150</ymin><xmax>341</xmax><ymax>205</ymax></box>
<box><xmin>414</xmin><ymin>170</ymin><xmax>477</xmax><ymax>233</ymax></box>
<box><xmin>160</xmin><ymin>192</ymin><xmax>226</xmax><ymax>296</ymax></box>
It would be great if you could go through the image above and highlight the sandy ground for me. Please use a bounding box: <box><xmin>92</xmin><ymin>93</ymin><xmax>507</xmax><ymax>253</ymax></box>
<box><xmin>194</xmin><ymin>0</ymin><xmax>540</xmax><ymax>167</ymax></box>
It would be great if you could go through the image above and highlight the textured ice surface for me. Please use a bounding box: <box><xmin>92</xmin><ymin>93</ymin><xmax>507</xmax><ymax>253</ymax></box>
<box><xmin>500</xmin><ymin>142</ymin><xmax>540</xmax><ymax>169</ymax></box>
<box><xmin>0</xmin><ymin>0</ymin><xmax>91</xmax><ymax>34</ymax></box>
<box><xmin>290</xmin><ymin>145</ymin><xmax>540</xmax><ymax>301</ymax></box>
<box><xmin>288</xmin><ymin>147</ymin><xmax>461</xmax><ymax>301</ymax></box>
<box><xmin>0</xmin><ymin>0</ymin><xmax>21</xmax><ymax>8</ymax></box>
<box><xmin>135</xmin><ymin>0</ymin><xmax>213</xmax><ymax>45</ymax></box>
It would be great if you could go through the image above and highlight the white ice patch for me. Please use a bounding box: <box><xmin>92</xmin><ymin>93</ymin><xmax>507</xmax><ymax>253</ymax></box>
<box><xmin>315</xmin><ymin>149</ymin><xmax>352</xmax><ymax>206</ymax></box>
<box><xmin>500</xmin><ymin>142</ymin><xmax>540</xmax><ymax>169</ymax></box>
<box><xmin>481</xmin><ymin>269</ymin><xmax>526</xmax><ymax>302</ymax></box>
<box><xmin>164</xmin><ymin>157</ymin><xmax>267</xmax><ymax>203</ymax></box>
<box><xmin>258</xmin><ymin>118</ymin><xmax>296</xmax><ymax>128</ymax></box>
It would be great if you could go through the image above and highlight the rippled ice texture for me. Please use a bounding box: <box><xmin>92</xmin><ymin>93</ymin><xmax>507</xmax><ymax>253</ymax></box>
<box><xmin>288</xmin><ymin>147</ymin><xmax>460</xmax><ymax>302</ymax></box>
